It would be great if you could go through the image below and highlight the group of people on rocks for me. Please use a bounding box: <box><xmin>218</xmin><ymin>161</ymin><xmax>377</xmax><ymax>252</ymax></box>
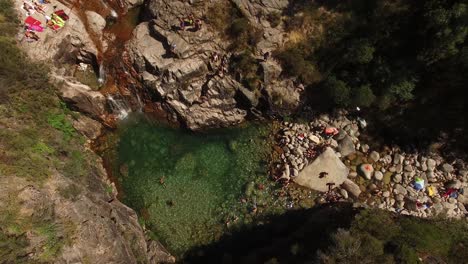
<box><xmin>20</xmin><ymin>0</ymin><xmax>68</xmax><ymax>42</ymax></box>
<box><xmin>178</xmin><ymin>13</ymin><xmax>202</xmax><ymax>32</ymax></box>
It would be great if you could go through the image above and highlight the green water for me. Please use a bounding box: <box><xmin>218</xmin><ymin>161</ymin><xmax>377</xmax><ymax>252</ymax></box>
<box><xmin>109</xmin><ymin>116</ymin><xmax>274</xmax><ymax>255</ymax></box>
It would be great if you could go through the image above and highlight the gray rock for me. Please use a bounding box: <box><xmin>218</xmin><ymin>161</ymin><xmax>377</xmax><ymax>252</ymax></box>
<box><xmin>393</xmin><ymin>153</ymin><xmax>404</xmax><ymax>165</ymax></box>
<box><xmin>421</xmin><ymin>163</ymin><xmax>428</xmax><ymax>172</ymax></box>
<box><xmin>341</xmin><ymin>179</ymin><xmax>361</xmax><ymax>199</ymax></box>
<box><xmin>58</xmin><ymin>79</ymin><xmax>106</xmax><ymax>119</ymax></box>
<box><xmin>358</xmin><ymin>164</ymin><xmax>374</xmax><ymax>180</ymax></box>
<box><xmin>348</xmin><ymin>171</ymin><xmax>358</xmax><ymax>178</ymax></box>
<box><xmin>396</xmin><ymin>164</ymin><xmax>403</xmax><ymax>173</ymax></box>
<box><xmin>394</xmin><ymin>184</ymin><xmax>408</xmax><ymax>195</ymax></box>
<box><xmin>360</xmin><ymin>144</ymin><xmax>370</xmax><ymax>153</ymax></box>
<box><xmin>393</xmin><ymin>174</ymin><xmax>402</xmax><ymax>183</ymax></box>
<box><xmin>427</xmin><ymin>159</ymin><xmax>436</xmax><ymax>171</ymax></box>
<box><xmin>293</xmin><ymin>148</ymin><xmax>349</xmax><ymax>192</ymax></box>
<box><xmin>404</xmin><ymin>165</ymin><xmax>413</xmax><ymax>172</ymax></box>
<box><xmin>441</xmin><ymin>163</ymin><xmax>454</xmax><ymax>173</ymax></box>
<box><xmin>337</xmin><ymin>135</ymin><xmax>355</xmax><ymax>156</ymax></box>
<box><xmin>369</xmin><ymin>151</ymin><xmax>380</xmax><ymax>163</ymax></box>
<box><xmin>236</xmin><ymin>85</ymin><xmax>259</xmax><ymax>108</ymax></box>
<box><xmin>374</xmin><ymin>171</ymin><xmax>384</xmax><ymax>181</ymax></box>
<box><xmin>383</xmin><ymin>191</ymin><xmax>390</xmax><ymax>198</ymax></box>
<box><xmin>85</xmin><ymin>11</ymin><xmax>106</xmax><ymax>35</ymax></box>
<box><xmin>72</xmin><ymin>115</ymin><xmax>103</xmax><ymax>140</ymax></box>
<box><xmin>383</xmin><ymin>155</ymin><xmax>393</xmax><ymax>164</ymax></box>
<box><xmin>396</xmin><ymin>194</ymin><xmax>405</xmax><ymax>201</ymax></box>
<box><xmin>340</xmin><ymin>189</ymin><xmax>349</xmax><ymax>199</ymax></box>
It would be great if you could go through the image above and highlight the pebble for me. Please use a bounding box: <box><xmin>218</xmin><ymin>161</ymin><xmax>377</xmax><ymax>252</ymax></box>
<box><xmin>383</xmin><ymin>155</ymin><xmax>392</xmax><ymax>164</ymax></box>
<box><xmin>441</xmin><ymin>163</ymin><xmax>454</xmax><ymax>173</ymax></box>
<box><xmin>374</xmin><ymin>171</ymin><xmax>383</xmax><ymax>181</ymax></box>
<box><xmin>360</xmin><ymin>144</ymin><xmax>370</xmax><ymax>153</ymax></box>
<box><xmin>393</xmin><ymin>174</ymin><xmax>402</xmax><ymax>183</ymax></box>
<box><xmin>427</xmin><ymin>159</ymin><xmax>436</xmax><ymax>171</ymax></box>
<box><xmin>369</xmin><ymin>151</ymin><xmax>380</xmax><ymax>162</ymax></box>
<box><xmin>276</xmin><ymin>113</ymin><xmax>467</xmax><ymax>219</ymax></box>
<box><xmin>393</xmin><ymin>153</ymin><xmax>404</xmax><ymax>165</ymax></box>
<box><xmin>358</xmin><ymin>164</ymin><xmax>374</xmax><ymax>180</ymax></box>
<box><xmin>340</xmin><ymin>189</ymin><xmax>349</xmax><ymax>199</ymax></box>
<box><xmin>394</xmin><ymin>184</ymin><xmax>407</xmax><ymax>195</ymax></box>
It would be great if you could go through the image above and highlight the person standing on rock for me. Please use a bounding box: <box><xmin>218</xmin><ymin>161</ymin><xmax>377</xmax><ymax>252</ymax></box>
<box><xmin>194</xmin><ymin>19</ymin><xmax>202</xmax><ymax>31</ymax></box>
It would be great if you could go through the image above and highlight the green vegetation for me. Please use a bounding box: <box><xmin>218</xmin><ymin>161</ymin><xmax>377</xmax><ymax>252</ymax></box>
<box><xmin>229</xmin><ymin>51</ymin><xmax>263</xmax><ymax>91</ymax></box>
<box><xmin>0</xmin><ymin>0</ymin><xmax>94</xmax><ymax>261</ymax></box>
<box><xmin>184</xmin><ymin>207</ymin><xmax>467</xmax><ymax>263</ymax></box>
<box><xmin>319</xmin><ymin>209</ymin><xmax>468</xmax><ymax>263</ymax></box>
<box><xmin>205</xmin><ymin>2</ymin><xmax>263</xmax><ymax>51</ymax></box>
<box><xmin>277</xmin><ymin>0</ymin><xmax>467</xmax><ymax>109</ymax></box>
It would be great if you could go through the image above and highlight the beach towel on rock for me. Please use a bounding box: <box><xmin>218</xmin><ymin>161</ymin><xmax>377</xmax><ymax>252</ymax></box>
<box><xmin>54</xmin><ymin>10</ymin><xmax>69</xmax><ymax>21</ymax></box>
<box><xmin>25</xmin><ymin>16</ymin><xmax>41</xmax><ymax>26</ymax></box>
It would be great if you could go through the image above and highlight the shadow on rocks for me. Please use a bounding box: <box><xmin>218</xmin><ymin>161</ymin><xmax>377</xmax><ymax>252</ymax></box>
<box><xmin>182</xmin><ymin>203</ymin><xmax>357</xmax><ymax>264</ymax></box>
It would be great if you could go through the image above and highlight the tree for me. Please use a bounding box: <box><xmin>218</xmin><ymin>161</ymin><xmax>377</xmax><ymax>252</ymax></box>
<box><xmin>353</xmin><ymin>84</ymin><xmax>376</xmax><ymax>107</ymax></box>
<box><xmin>389</xmin><ymin>79</ymin><xmax>416</xmax><ymax>101</ymax></box>
<box><xmin>346</xmin><ymin>39</ymin><xmax>376</xmax><ymax>64</ymax></box>
<box><xmin>325</xmin><ymin>76</ymin><xmax>351</xmax><ymax>106</ymax></box>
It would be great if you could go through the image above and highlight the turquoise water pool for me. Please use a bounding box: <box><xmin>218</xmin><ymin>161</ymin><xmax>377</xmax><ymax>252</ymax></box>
<box><xmin>106</xmin><ymin>115</ymin><xmax>276</xmax><ymax>255</ymax></box>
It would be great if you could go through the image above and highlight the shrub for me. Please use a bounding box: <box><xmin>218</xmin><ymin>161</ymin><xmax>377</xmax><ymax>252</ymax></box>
<box><xmin>230</xmin><ymin>52</ymin><xmax>262</xmax><ymax>91</ymax></box>
<box><xmin>325</xmin><ymin>76</ymin><xmax>351</xmax><ymax>106</ymax></box>
<box><xmin>275</xmin><ymin>47</ymin><xmax>321</xmax><ymax>85</ymax></box>
<box><xmin>352</xmin><ymin>84</ymin><xmax>376</xmax><ymax>107</ymax></box>
<box><xmin>389</xmin><ymin>79</ymin><xmax>416</xmax><ymax>101</ymax></box>
<box><xmin>47</xmin><ymin>113</ymin><xmax>76</xmax><ymax>141</ymax></box>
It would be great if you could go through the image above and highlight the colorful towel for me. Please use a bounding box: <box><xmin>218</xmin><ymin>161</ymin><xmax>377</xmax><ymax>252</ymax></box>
<box><xmin>29</xmin><ymin>24</ymin><xmax>44</xmax><ymax>32</ymax></box>
<box><xmin>24</xmin><ymin>16</ymin><xmax>41</xmax><ymax>26</ymax></box>
<box><xmin>54</xmin><ymin>10</ymin><xmax>69</xmax><ymax>21</ymax></box>
<box><xmin>51</xmin><ymin>13</ymin><xmax>65</xmax><ymax>27</ymax></box>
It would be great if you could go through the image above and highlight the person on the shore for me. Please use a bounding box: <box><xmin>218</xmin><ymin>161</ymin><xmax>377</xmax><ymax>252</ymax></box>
<box><xmin>33</xmin><ymin>1</ymin><xmax>46</xmax><ymax>15</ymax></box>
<box><xmin>24</xmin><ymin>30</ymin><xmax>40</xmax><ymax>41</ymax></box>
<box><xmin>179</xmin><ymin>18</ymin><xmax>186</xmax><ymax>31</ymax></box>
<box><xmin>194</xmin><ymin>19</ymin><xmax>202</xmax><ymax>31</ymax></box>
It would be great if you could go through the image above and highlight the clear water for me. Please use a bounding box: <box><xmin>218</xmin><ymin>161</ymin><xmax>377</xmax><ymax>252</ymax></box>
<box><xmin>108</xmin><ymin>115</ymin><xmax>274</xmax><ymax>255</ymax></box>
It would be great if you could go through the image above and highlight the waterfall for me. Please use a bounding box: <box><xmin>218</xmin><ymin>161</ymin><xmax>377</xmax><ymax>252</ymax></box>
<box><xmin>136</xmin><ymin>93</ymin><xmax>143</xmax><ymax>112</ymax></box>
<box><xmin>98</xmin><ymin>64</ymin><xmax>106</xmax><ymax>86</ymax></box>
<box><xmin>107</xmin><ymin>95</ymin><xmax>130</xmax><ymax>119</ymax></box>
<box><xmin>110</xmin><ymin>9</ymin><xmax>118</xmax><ymax>19</ymax></box>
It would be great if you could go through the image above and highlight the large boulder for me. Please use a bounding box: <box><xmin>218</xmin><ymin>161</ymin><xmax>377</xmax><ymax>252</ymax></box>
<box><xmin>293</xmin><ymin>148</ymin><xmax>349</xmax><ymax>192</ymax></box>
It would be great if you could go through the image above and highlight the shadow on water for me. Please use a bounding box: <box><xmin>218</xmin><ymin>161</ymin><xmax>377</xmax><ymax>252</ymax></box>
<box><xmin>182</xmin><ymin>203</ymin><xmax>357</xmax><ymax>264</ymax></box>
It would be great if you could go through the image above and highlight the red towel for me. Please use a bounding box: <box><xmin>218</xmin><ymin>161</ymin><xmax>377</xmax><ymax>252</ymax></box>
<box><xmin>25</xmin><ymin>16</ymin><xmax>42</xmax><ymax>26</ymax></box>
<box><xmin>54</xmin><ymin>10</ymin><xmax>69</xmax><ymax>21</ymax></box>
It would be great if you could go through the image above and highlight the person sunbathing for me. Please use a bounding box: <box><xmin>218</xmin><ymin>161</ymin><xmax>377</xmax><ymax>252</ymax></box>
<box><xmin>33</xmin><ymin>2</ymin><xmax>46</xmax><ymax>15</ymax></box>
<box><xmin>25</xmin><ymin>30</ymin><xmax>40</xmax><ymax>41</ymax></box>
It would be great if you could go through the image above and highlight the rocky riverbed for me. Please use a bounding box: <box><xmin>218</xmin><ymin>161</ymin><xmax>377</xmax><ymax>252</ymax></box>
<box><xmin>272</xmin><ymin>110</ymin><xmax>467</xmax><ymax>219</ymax></box>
